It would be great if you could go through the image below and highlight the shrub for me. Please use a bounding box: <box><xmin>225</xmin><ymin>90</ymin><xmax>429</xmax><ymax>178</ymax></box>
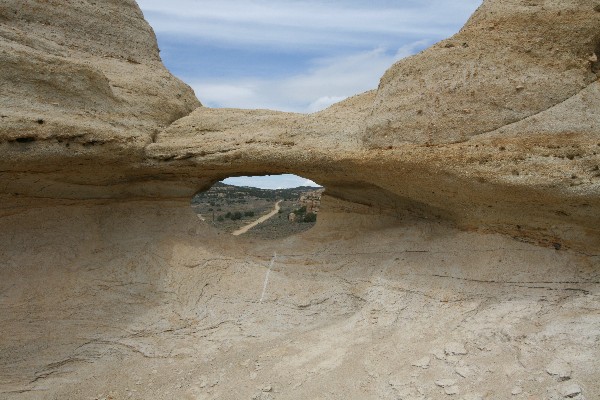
<box><xmin>244</xmin><ymin>211</ymin><xmax>255</xmax><ymax>217</ymax></box>
<box><xmin>303</xmin><ymin>212</ymin><xmax>317</xmax><ymax>223</ymax></box>
<box><xmin>295</xmin><ymin>206</ymin><xmax>307</xmax><ymax>214</ymax></box>
<box><xmin>217</xmin><ymin>215</ymin><xmax>224</xmax><ymax>222</ymax></box>
<box><xmin>231</xmin><ymin>211</ymin><xmax>242</xmax><ymax>220</ymax></box>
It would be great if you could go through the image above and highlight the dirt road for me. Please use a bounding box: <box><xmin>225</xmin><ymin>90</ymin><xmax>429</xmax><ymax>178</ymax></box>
<box><xmin>232</xmin><ymin>200</ymin><xmax>282</xmax><ymax>236</ymax></box>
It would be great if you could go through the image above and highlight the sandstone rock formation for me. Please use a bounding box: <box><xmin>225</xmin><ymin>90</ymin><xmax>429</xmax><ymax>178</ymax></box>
<box><xmin>0</xmin><ymin>0</ymin><xmax>200</xmax><ymax>208</ymax></box>
<box><xmin>0</xmin><ymin>0</ymin><xmax>599</xmax><ymax>399</ymax></box>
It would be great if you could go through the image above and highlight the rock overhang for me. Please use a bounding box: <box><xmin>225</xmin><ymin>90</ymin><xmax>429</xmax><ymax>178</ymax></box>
<box><xmin>0</xmin><ymin>0</ymin><xmax>599</xmax><ymax>251</ymax></box>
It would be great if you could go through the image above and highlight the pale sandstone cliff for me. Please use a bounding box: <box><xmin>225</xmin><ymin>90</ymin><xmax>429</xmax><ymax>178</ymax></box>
<box><xmin>0</xmin><ymin>1</ymin><xmax>599</xmax><ymax>399</ymax></box>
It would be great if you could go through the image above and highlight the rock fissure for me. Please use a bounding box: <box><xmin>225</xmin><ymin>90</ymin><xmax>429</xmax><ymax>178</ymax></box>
<box><xmin>462</xmin><ymin>80</ymin><xmax>600</xmax><ymax>141</ymax></box>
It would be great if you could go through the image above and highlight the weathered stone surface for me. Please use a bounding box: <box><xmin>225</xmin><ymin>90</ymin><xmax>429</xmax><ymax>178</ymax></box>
<box><xmin>0</xmin><ymin>0</ymin><xmax>201</xmax><ymax>207</ymax></box>
<box><xmin>435</xmin><ymin>379</ymin><xmax>457</xmax><ymax>388</ymax></box>
<box><xmin>0</xmin><ymin>0</ymin><xmax>599</xmax><ymax>399</ymax></box>
<box><xmin>445</xmin><ymin>342</ymin><xmax>468</xmax><ymax>356</ymax></box>
<box><xmin>547</xmin><ymin>360</ymin><xmax>573</xmax><ymax>381</ymax></box>
<box><xmin>412</xmin><ymin>356</ymin><xmax>431</xmax><ymax>369</ymax></box>
<box><xmin>559</xmin><ymin>382</ymin><xmax>582</xmax><ymax>398</ymax></box>
<box><xmin>366</xmin><ymin>0</ymin><xmax>600</xmax><ymax>146</ymax></box>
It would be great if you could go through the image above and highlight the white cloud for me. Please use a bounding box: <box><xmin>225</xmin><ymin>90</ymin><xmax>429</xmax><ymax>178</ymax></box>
<box><xmin>136</xmin><ymin>0</ymin><xmax>481</xmax><ymax>112</ymax></box>
<box><xmin>138</xmin><ymin>0</ymin><xmax>482</xmax><ymax>50</ymax></box>
<box><xmin>191</xmin><ymin>42</ymin><xmax>428</xmax><ymax>113</ymax></box>
<box><xmin>222</xmin><ymin>174</ymin><xmax>321</xmax><ymax>189</ymax></box>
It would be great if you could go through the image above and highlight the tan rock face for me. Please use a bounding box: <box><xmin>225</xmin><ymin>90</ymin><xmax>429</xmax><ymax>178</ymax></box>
<box><xmin>366</xmin><ymin>0</ymin><xmax>600</xmax><ymax>146</ymax></box>
<box><xmin>1</xmin><ymin>1</ymin><xmax>598</xmax><ymax>246</ymax></box>
<box><xmin>143</xmin><ymin>1</ymin><xmax>600</xmax><ymax>251</ymax></box>
<box><xmin>0</xmin><ymin>1</ymin><xmax>599</xmax><ymax>399</ymax></box>
<box><xmin>0</xmin><ymin>0</ymin><xmax>201</xmax><ymax>206</ymax></box>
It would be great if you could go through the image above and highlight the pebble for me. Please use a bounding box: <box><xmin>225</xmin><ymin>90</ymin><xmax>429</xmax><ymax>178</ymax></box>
<box><xmin>455</xmin><ymin>366</ymin><xmax>471</xmax><ymax>378</ymax></box>
<box><xmin>511</xmin><ymin>386</ymin><xmax>522</xmax><ymax>395</ymax></box>
<box><xmin>559</xmin><ymin>382</ymin><xmax>582</xmax><ymax>398</ymax></box>
<box><xmin>546</xmin><ymin>360</ymin><xmax>571</xmax><ymax>382</ymax></box>
<box><xmin>388</xmin><ymin>376</ymin><xmax>405</xmax><ymax>388</ymax></box>
<box><xmin>445</xmin><ymin>385</ymin><xmax>459</xmax><ymax>395</ymax></box>
<box><xmin>412</xmin><ymin>356</ymin><xmax>431</xmax><ymax>369</ymax></box>
<box><xmin>435</xmin><ymin>378</ymin><xmax>457</xmax><ymax>387</ymax></box>
<box><xmin>445</xmin><ymin>342</ymin><xmax>468</xmax><ymax>356</ymax></box>
<box><xmin>261</xmin><ymin>385</ymin><xmax>272</xmax><ymax>392</ymax></box>
<box><xmin>462</xmin><ymin>395</ymin><xmax>484</xmax><ymax>400</ymax></box>
<box><xmin>432</xmin><ymin>348</ymin><xmax>446</xmax><ymax>360</ymax></box>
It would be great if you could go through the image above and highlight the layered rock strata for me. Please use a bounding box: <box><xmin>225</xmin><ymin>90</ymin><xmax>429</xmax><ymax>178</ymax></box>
<box><xmin>2</xmin><ymin>0</ymin><xmax>599</xmax><ymax>250</ymax></box>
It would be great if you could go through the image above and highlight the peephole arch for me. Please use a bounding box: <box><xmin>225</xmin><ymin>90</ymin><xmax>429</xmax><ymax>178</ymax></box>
<box><xmin>190</xmin><ymin>174</ymin><xmax>323</xmax><ymax>239</ymax></box>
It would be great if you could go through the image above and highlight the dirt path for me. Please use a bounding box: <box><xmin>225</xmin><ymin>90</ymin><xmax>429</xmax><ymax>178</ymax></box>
<box><xmin>232</xmin><ymin>200</ymin><xmax>282</xmax><ymax>236</ymax></box>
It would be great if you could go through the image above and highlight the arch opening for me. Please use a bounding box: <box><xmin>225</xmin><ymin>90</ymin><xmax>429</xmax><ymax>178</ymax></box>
<box><xmin>191</xmin><ymin>174</ymin><xmax>323</xmax><ymax>239</ymax></box>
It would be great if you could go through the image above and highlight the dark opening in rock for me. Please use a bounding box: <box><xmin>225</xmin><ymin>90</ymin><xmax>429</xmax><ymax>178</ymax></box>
<box><xmin>191</xmin><ymin>175</ymin><xmax>323</xmax><ymax>239</ymax></box>
<box><xmin>591</xmin><ymin>41</ymin><xmax>600</xmax><ymax>73</ymax></box>
<box><xmin>15</xmin><ymin>137</ymin><xmax>36</xmax><ymax>143</ymax></box>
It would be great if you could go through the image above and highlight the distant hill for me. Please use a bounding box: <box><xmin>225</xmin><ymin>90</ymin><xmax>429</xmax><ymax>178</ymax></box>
<box><xmin>192</xmin><ymin>183</ymin><xmax>323</xmax><ymax>204</ymax></box>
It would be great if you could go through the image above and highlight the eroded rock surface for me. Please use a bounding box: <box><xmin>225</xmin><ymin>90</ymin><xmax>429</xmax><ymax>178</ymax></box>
<box><xmin>0</xmin><ymin>0</ymin><xmax>599</xmax><ymax>399</ymax></box>
<box><xmin>0</xmin><ymin>0</ymin><xmax>201</xmax><ymax>208</ymax></box>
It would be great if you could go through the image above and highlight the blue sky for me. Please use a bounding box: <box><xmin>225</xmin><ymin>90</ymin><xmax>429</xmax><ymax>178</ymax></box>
<box><xmin>137</xmin><ymin>0</ymin><xmax>481</xmax><ymax>188</ymax></box>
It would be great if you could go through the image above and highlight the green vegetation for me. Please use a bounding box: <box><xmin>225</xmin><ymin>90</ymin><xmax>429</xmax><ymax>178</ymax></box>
<box><xmin>294</xmin><ymin>206</ymin><xmax>307</xmax><ymax>215</ymax></box>
<box><xmin>287</xmin><ymin>205</ymin><xmax>316</xmax><ymax>223</ymax></box>
<box><xmin>303</xmin><ymin>212</ymin><xmax>317</xmax><ymax>223</ymax></box>
<box><xmin>191</xmin><ymin>182</ymin><xmax>321</xmax><ymax>204</ymax></box>
<box><xmin>191</xmin><ymin>182</ymin><xmax>323</xmax><ymax>238</ymax></box>
<box><xmin>220</xmin><ymin>210</ymin><xmax>244</xmax><ymax>221</ymax></box>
